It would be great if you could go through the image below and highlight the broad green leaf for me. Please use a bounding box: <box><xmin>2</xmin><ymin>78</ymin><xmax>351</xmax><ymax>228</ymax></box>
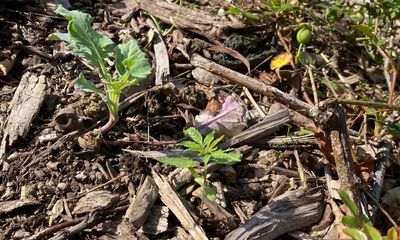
<box><xmin>48</xmin><ymin>32</ymin><xmax>69</xmax><ymax>42</ymax></box>
<box><xmin>386</xmin><ymin>227</ymin><xmax>398</xmax><ymax>240</ymax></box>
<box><xmin>342</xmin><ymin>215</ymin><xmax>361</xmax><ymax>228</ymax></box>
<box><xmin>184</xmin><ymin>127</ymin><xmax>203</xmax><ymax>145</ymax></box>
<box><xmin>114</xmin><ymin>40</ymin><xmax>152</xmax><ymax>81</ymax></box>
<box><xmin>337</xmin><ymin>190</ymin><xmax>360</xmax><ymax>217</ymax></box>
<box><xmin>362</xmin><ymin>223</ymin><xmax>382</xmax><ymax>240</ymax></box>
<box><xmin>75</xmin><ymin>73</ymin><xmax>109</xmax><ymax>103</ymax></box>
<box><xmin>343</xmin><ymin>228</ymin><xmax>368</xmax><ymax>240</ymax></box>
<box><xmin>54</xmin><ymin>6</ymin><xmax>114</xmax><ymax>69</ymax></box>
<box><xmin>177</xmin><ymin>141</ymin><xmax>203</xmax><ymax>152</ymax></box>
<box><xmin>204</xmin><ymin>186</ymin><xmax>217</xmax><ymax>201</ymax></box>
<box><xmin>154</xmin><ymin>157</ymin><xmax>199</xmax><ymax>168</ymax></box>
<box><xmin>298</xmin><ymin>52</ymin><xmax>316</xmax><ymax>66</ymax></box>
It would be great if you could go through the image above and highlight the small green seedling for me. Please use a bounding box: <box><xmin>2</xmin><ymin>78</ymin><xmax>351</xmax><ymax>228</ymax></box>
<box><xmin>49</xmin><ymin>6</ymin><xmax>152</xmax><ymax>133</ymax></box>
<box><xmin>338</xmin><ymin>190</ymin><xmax>398</xmax><ymax>240</ymax></box>
<box><xmin>155</xmin><ymin>128</ymin><xmax>242</xmax><ymax>201</ymax></box>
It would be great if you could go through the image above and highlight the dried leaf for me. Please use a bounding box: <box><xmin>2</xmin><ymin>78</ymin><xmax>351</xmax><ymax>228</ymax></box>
<box><xmin>270</xmin><ymin>52</ymin><xmax>292</xmax><ymax>70</ymax></box>
<box><xmin>195</xmin><ymin>96</ymin><xmax>246</xmax><ymax>137</ymax></box>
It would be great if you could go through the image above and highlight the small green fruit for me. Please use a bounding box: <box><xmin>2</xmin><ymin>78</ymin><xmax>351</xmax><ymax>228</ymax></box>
<box><xmin>296</xmin><ymin>27</ymin><xmax>312</xmax><ymax>44</ymax></box>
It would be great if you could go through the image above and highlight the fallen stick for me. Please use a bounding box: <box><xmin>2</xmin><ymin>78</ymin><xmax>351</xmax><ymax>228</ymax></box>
<box><xmin>190</xmin><ymin>54</ymin><xmax>313</xmax><ymax>117</ymax></box>
<box><xmin>152</xmin><ymin>170</ymin><xmax>208</xmax><ymax>240</ymax></box>
<box><xmin>132</xmin><ymin>0</ymin><xmax>247</xmax><ymax>40</ymax></box>
<box><xmin>225</xmin><ymin>188</ymin><xmax>324</xmax><ymax>240</ymax></box>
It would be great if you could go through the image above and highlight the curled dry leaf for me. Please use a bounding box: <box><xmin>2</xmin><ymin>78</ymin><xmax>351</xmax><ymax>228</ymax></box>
<box><xmin>195</xmin><ymin>96</ymin><xmax>246</xmax><ymax>138</ymax></box>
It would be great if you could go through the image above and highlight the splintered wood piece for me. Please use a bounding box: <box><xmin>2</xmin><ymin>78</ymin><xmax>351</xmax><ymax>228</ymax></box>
<box><xmin>72</xmin><ymin>190</ymin><xmax>119</xmax><ymax>215</ymax></box>
<box><xmin>123</xmin><ymin>176</ymin><xmax>158</xmax><ymax>229</ymax></box>
<box><xmin>192</xmin><ymin>67</ymin><xmax>228</xmax><ymax>86</ymax></box>
<box><xmin>317</xmin><ymin>101</ymin><xmax>361</xmax><ymax>209</ymax></box>
<box><xmin>192</xmin><ymin>188</ymin><xmax>235</xmax><ymax>225</ymax></box>
<box><xmin>0</xmin><ymin>199</ymin><xmax>40</xmax><ymax>214</ymax></box>
<box><xmin>226</xmin><ymin>188</ymin><xmax>324</xmax><ymax>240</ymax></box>
<box><xmin>142</xmin><ymin>205</ymin><xmax>169</xmax><ymax>235</ymax></box>
<box><xmin>146</xmin><ymin>19</ymin><xmax>170</xmax><ymax>85</ymax></box>
<box><xmin>132</xmin><ymin>0</ymin><xmax>246</xmax><ymax>40</ymax></box>
<box><xmin>258</xmin><ymin>134</ymin><xmax>317</xmax><ymax>148</ymax></box>
<box><xmin>190</xmin><ymin>54</ymin><xmax>313</xmax><ymax>117</ymax></box>
<box><xmin>222</xmin><ymin>109</ymin><xmax>291</xmax><ymax>148</ymax></box>
<box><xmin>0</xmin><ymin>72</ymin><xmax>46</xmax><ymax>158</ymax></box>
<box><xmin>0</xmin><ymin>49</ymin><xmax>17</xmax><ymax>76</ymax></box>
<box><xmin>151</xmin><ymin>170</ymin><xmax>208</xmax><ymax>240</ymax></box>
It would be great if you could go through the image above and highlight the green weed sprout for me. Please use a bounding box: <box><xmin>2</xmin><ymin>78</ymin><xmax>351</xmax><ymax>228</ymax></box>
<box><xmin>338</xmin><ymin>190</ymin><xmax>398</xmax><ymax>240</ymax></box>
<box><xmin>49</xmin><ymin>6</ymin><xmax>152</xmax><ymax>133</ymax></box>
<box><xmin>155</xmin><ymin>128</ymin><xmax>242</xmax><ymax>201</ymax></box>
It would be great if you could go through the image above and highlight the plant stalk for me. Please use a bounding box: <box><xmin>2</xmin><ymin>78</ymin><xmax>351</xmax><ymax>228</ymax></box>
<box><xmin>100</xmin><ymin>88</ymin><xmax>121</xmax><ymax>134</ymax></box>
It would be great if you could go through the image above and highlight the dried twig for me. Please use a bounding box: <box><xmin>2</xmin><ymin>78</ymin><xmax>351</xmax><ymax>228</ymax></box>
<box><xmin>190</xmin><ymin>54</ymin><xmax>313</xmax><ymax>117</ymax></box>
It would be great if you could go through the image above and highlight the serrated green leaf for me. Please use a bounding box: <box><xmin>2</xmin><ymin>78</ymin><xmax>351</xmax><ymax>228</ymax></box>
<box><xmin>204</xmin><ymin>186</ymin><xmax>216</xmax><ymax>201</ymax></box>
<box><xmin>114</xmin><ymin>40</ymin><xmax>151</xmax><ymax>82</ymax></box>
<box><xmin>343</xmin><ymin>228</ymin><xmax>368</xmax><ymax>240</ymax></box>
<box><xmin>337</xmin><ymin>190</ymin><xmax>360</xmax><ymax>217</ymax></box>
<box><xmin>353</xmin><ymin>24</ymin><xmax>373</xmax><ymax>38</ymax></box>
<box><xmin>225</xmin><ymin>7</ymin><xmax>242</xmax><ymax>15</ymax></box>
<box><xmin>202</xmin><ymin>154</ymin><xmax>211</xmax><ymax>166</ymax></box>
<box><xmin>75</xmin><ymin>73</ymin><xmax>109</xmax><ymax>103</ymax></box>
<box><xmin>386</xmin><ymin>227</ymin><xmax>398</xmax><ymax>240</ymax></box>
<box><xmin>154</xmin><ymin>156</ymin><xmax>199</xmax><ymax>168</ymax></box>
<box><xmin>177</xmin><ymin>141</ymin><xmax>203</xmax><ymax>152</ymax></box>
<box><xmin>209</xmin><ymin>135</ymin><xmax>224</xmax><ymax>150</ymax></box>
<box><xmin>54</xmin><ymin>6</ymin><xmax>114</xmax><ymax>70</ymax></box>
<box><xmin>193</xmin><ymin>176</ymin><xmax>205</xmax><ymax>187</ymax></box>
<box><xmin>211</xmin><ymin>150</ymin><xmax>242</xmax><ymax>165</ymax></box>
<box><xmin>342</xmin><ymin>215</ymin><xmax>361</xmax><ymax>228</ymax></box>
<box><xmin>362</xmin><ymin>223</ymin><xmax>382</xmax><ymax>240</ymax></box>
<box><xmin>203</xmin><ymin>131</ymin><xmax>215</xmax><ymax>148</ymax></box>
<box><xmin>184</xmin><ymin>127</ymin><xmax>203</xmax><ymax>145</ymax></box>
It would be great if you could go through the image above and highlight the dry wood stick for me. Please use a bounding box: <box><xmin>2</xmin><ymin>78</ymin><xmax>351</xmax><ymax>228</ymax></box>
<box><xmin>317</xmin><ymin>101</ymin><xmax>361</xmax><ymax>208</ymax></box>
<box><xmin>151</xmin><ymin>170</ymin><xmax>208</xmax><ymax>240</ymax></box>
<box><xmin>122</xmin><ymin>176</ymin><xmax>158</xmax><ymax>229</ymax></box>
<box><xmin>190</xmin><ymin>54</ymin><xmax>313</xmax><ymax>117</ymax></box>
<box><xmin>226</xmin><ymin>188</ymin><xmax>324</xmax><ymax>240</ymax></box>
<box><xmin>132</xmin><ymin>0</ymin><xmax>247</xmax><ymax>40</ymax></box>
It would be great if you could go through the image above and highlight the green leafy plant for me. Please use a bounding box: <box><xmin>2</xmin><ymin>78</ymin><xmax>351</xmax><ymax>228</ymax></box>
<box><xmin>155</xmin><ymin>128</ymin><xmax>242</xmax><ymax>201</ymax></box>
<box><xmin>338</xmin><ymin>190</ymin><xmax>399</xmax><ymax>240</ymax></box>
<box><xmin>223</xmin><ymin>0</ymin><xmax>299</xmax><ymax>21</ymax></box>
<box><xmin>49</xmin><ymin>6</ymin><xmax>152</xmax><ymax>133</ymax></box>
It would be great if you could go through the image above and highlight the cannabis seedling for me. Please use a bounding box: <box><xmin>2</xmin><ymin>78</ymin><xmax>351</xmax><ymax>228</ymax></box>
<box><xmin>338</xmin><ymin>190</ymin><xmax>399</xmax><ymax>240</ymax></box>
<box><xmin>49</xmin><ymin>6</ymin><xmax>152</xmax><ymax>133</ymax></box>
<box><xmin>155</xmin><ymin>127</ymin><xmax>242</xmax><ymax>201</ymax></box>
